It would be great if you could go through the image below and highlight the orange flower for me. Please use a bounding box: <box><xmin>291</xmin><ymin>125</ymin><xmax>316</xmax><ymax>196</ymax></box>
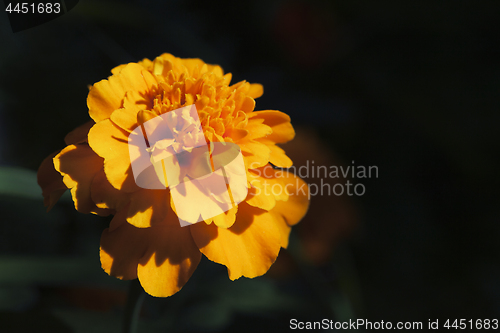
<box><xmin>38</xmin><ymin>53</ymin><xmax>309</xmax><ymax>297</ymax></box>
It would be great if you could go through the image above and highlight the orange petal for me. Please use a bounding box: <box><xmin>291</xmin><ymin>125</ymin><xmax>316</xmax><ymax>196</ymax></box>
<box><xmin>269</xmin><ymin>209</ymin><xmax>292</xmax><ymax>249</ymax></box>
<box><xmin>240</xmin><ymin>96</ymin><xmax>256</xmax><ymax>113</ymax></box>
<box><xmin>225</xmin><ymin>128</ymin><xmax>248</xmax><ymax>142</ymax></box>
<box><xmin>152</xmin><ymin>54</ymin><xmax>176</xmax><ymax>77</ymax></box>
<box><xmin>245</xmin><ymin>181</ymin><xmax>276</xmax><ymax>211</ymax></box>
<box><xmin>127</xmin><ymin>189</ymin><xmax>174</xmax><ymax>228</ymax></box>
<box><xmin>111</xmin><ymin>64</ymin><xmax>127</xmax><ymax>75</ymax></box>
<box><xmin>267</xmin><ymin>144</ymin><xmax>293</xmax><ymax>168</ymax></box>
<box><xmin>54</xmin><ymin>144</ymin><xmax>111</xmax><ymax>215</ymax></box>
<box><xmin>207</xmin><ymin>65</ymin><xmax>224</xmax><ymax>77</ymax></box>
<box><xmin>137</xmin><ymin>224</ymin><xmax>201</xmax><ymax>297</ymax></box>
<box><xmin>91</xmin><ymin>168</ymin><xmax>130</xmax><ymax>212</ymax></box>
<box><xmin>64</xmin><ymin>120</ymin><xmax>94</xmax><ymax>145</ymax></box>
<box><xmin>248</xmin><ymin>111</ymin><xmax>295</xmax><ymax>143</ymax></box>
<box><xmin>248</xmin><ymin>83</ymin><xmax>264</xmax><ymax>99</ymax></box>
<box><xmin>123</xmin><ymin>90</ymin><xmax>153</xmax><ymax>113</ymax></box>
<box><xmin>245</xmin><ymin>118</ymin><xmax>272</xmax><ymax>140</ymax></box>
<box><xmin>37</xmin><ymin>151</ymin><xmax>67</xmax><ymax>211</ymax></box>
<box><xmin>110</xmin><ymin>107</ymin><xmax>139</xmax><ymax>133</ymax></box>
<box><xmin>100</xmin><ymin>211</ymin><xmax>147</xmax><ymax>281</ymax></box>
<box><xmin>137</xmin><ymin>110</ymin><xmax>157</xmax><ymax>125</ymax></box>
<box><xmin>138</xmin><ymin>58</ymin><xmax>154</xmax><ymax>71</ymax></box>
<box><xmin>247</xmin><ymin>169</ymin><xmax>309</xmax><ymax>248</ymax></box>
<box><xmin>87</xmin><ymin>63</ymin><xmax>157</xmax><ymax>122</ymax></box>
<box><xmin>272</xmin><ymin>171</ymin><xmax>310</xmax><ymax>226</ymax></box>
<box><xmin>101</xmin><ymin>207</ymin><xmax>201</xmax><ymax>297</ymax></box>
<box><xmin>88</xmin><ymin>119</ymin><xmax>140</xmax><ymax>193</ymax></box>
<box><xmin>211</xmin><ymin>205</ymin><xmax>237</xmax><ymax>229</ymax></box>
<box><xmin>248</xmin><ymin>165</ymin><xmax>289</xmax><ymax>202</ymax></box>
<box><xmin>180</xmin><ymin>58</ymin><xmax>207</xmax><ymax>76</ymax></box>
<box><xmin>240</xmin><ymin>140</ymin><xmax>270</xmax><ymax>168</ymax></box>
<box><xmin>190</xmin><ymin>202</ymin><xmax>281</xmax><ymax>280</ymax></box>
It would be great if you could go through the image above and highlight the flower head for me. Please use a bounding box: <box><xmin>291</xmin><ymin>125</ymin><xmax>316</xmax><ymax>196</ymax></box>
<box><xmin>38</xmin><ymin>53</ymin><xmax>309</xmax><ymax>297</ymax></box>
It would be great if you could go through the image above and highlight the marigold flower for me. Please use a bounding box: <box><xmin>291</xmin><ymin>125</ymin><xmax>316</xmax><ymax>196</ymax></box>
<box><xmin>38</xmin><ymin>53</ymin><xmax>310</xmax><ymax>297</ymax></box>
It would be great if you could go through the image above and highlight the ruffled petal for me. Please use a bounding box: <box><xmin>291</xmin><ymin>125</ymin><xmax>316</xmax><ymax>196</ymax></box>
<box><xmin>245</xmin><ymin>118</ymin><xmax>272</xmax><ymax>140</ymax></box>
<box><xmin>127</xmin><ymin>189</ymin><xmax>173</xmax><ymax>228</ymax></box>
<box><xmin>122</xmin><ymin>90</ymin><xmax>154</xmax><ymax>114</ymax></box>
<box><xmin>272</xmin><ymin>171</ymin><xmax>310</xmax><ymax>226</ymax></box>
<box><xmin>88</xmin><ymin>119</ymin><xmax>140</xmax><ymax>193</ymax></box>
<box><xmin>180</xmin><ymin>58</ymin><xmax>208</xmax><ymax>77</ymax></box>
<box><xmin>37</xmin><ymin>151</ymin><xmax>67</xmax><ymax>211</ymax></box>
<box><xmin>268</xmin><ymin>171</ymin><xmax>310</xmax><ymax>248</ymax></box>
<box><xmin>269</xmin><ymin>210</ymin><xmax>291</xmax><ymax>249</ymax></box>
<box><xmin>90</xmin><ymin>168</ymin><xmax>130</xmax><ymax>212</ymax></box>
<box><xmin>109</xmin><ymin>108</ymin><xmax>140</xmax><ymax>133</ymax></box>
<box><xmin>248</xmin><ymin>83</ymin><xmax>264</xmax><ymax>99</ymax></box>
<box><xmin>247</xmin><ymin>165</ymin><xmax>289</xmax><ymax>203</ymax></box>
<box><xmin>211</xmin><ymin>205</ymin><xmax>237</xmax><ymax>229</ymax></box>
<box><xmin>245</xmin><ymin>181</ymin><xmax>276</xmax><ymax>211</ymax></box>
<box><xmin>137</xmin><ymin>224</ymin><xmax>201</xmax><ymax>297</ymax></box>
<box><xmin>190</xmin><ymin>202</ymin><xmax>281</xmax><ymax>280</ymax></box>
<box><xmin>100</xmin><ymin>210</ymin><xmax>146</xmax><ymax>280</ymax></box>
<box><xmin>87</xmin><ymin>63</ymin><xmax>157</xmax><ymax>122</ymax></box>
<box><xmin>249</xmin><ymin>110</ymin><xmax>295</xmax><ymax>143</ymax></box>
<box><xmin>54</xmin><ymin>144</ymin><xmax>111</xmax><ymax>215</ymax></box>
<box><xmin>267</xmin><ymin>144</ymin><xmax>293</xmax><ymax>168</ymax></box>
<box><xmin>240</xmin><ymin>140</ymin><xmax>270</xmax><ymax>168</ymax></box>
<box><xmin>100</xmin><ymin>211</ymin><xmax>201</xmax><ymax>297</ymax></box>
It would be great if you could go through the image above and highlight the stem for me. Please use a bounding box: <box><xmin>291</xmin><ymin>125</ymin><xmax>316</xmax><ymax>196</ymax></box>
<box><xmin>123</xmin><ymin>279</ymin><xmax>146</xmax><ymax>333</ymax></box>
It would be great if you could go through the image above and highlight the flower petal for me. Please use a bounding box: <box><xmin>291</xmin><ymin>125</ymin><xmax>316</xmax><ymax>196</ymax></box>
<box><xmin>123</xmin><ymin>90</ymin><xmax>153</xmax><ymax>113</ymax></box>
<box><xmin>54</xmin><ymin>144</ymin><xmax>111</xmax><ymax>215</ymax></box>
<box><xmin>137</xmin><ymin>225</ymin><xmax>201</xmax><ymax>297</ymax></box>
<box><xmin>245</xmin><ymin>118</ymin><xmax>272</xmax><ymax>140</ymax></box>
<box><xmin>87</xmin><ymin>63</ymin><xmax>157</xmax><ymax>122</ymax></box>
<box><xmin>245</xmin><ymin>181</ymin><xmax>276</xmax><ymax>211</ymax></box>
<box><xmin>127</xmin><ymin>189</ymin><xmax>173</xmax><ymax>228</ymax></box>
<box><xmin>37</xmin><ymin>151</ymin><xmax>67</xmax><ymax>211</ymax></box>
<box><xmin>101</xmin><ymin>206</ymin><xmax>202</xmax><ymax>297</ymax></box>
<box><xmin>110</xmin><ymin>107</ymin><xmax>140</xmax><ymax>133</ymax></box>
<box><xmin>247</xmin><ymin>165</ymin><xmax>289</xmax><ymax>203</ymax></box>
<box><xmin>248</xmin><ymin>83</ymin><xmax>264</xmax><ymax>99</ymax></box>
<box><xmin>211</xmin><ymin>205</ymin><xmax>237</xmax><ymax>229</ymax></box>
<box><xmin>100</xmin><ymin>210</ymin><xmax>146</xmax><ymax>281</ymax></box>
<box><xmin>269</xmin><ymin>210</ymin><xmax>291</xmax><ymax>249</ymax></box>
<box><xmin>180</xmin><ymin>58</ymin><xmax>207</xmax><ymax>76</ymax></box>
<box><xmin>88</xmin><ymin>119</ymin><xmax>140</xmax><ymax>193</ymax></box>
<box><xmin>240</xmin><ymin>140</ymin><xmax>270</xmax><ymax>168</ymax></box>
<box><xmin>267</xmin><ymin>144</ymin><xmax>293</xmax><ymax>168</ymax></box>
<box><xmin>91</xmin><ymin>168</ymin><xmax>130</xmax><ymax>212</ymax></box>
<box><xmin>249</xmin><ymin>111</ymin><xmax>295</xmax><ymax>143</ymax></box>
<box><xmin>272</xmin><ymin>171</ymin><xmax>310</xmax><ymax>226</ymax></box>
<box><xmin>225</xmin><ymin>128</ymin><xmax>248</xmax><ymax>142</ymax></box>
<box><xmin>190</xmin><ymin>202</ymin><xmax>281</xmax><ymax>280</ymax></box>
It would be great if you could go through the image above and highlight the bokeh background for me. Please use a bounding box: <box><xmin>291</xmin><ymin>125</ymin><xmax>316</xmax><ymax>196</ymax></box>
<box><xmin>1</xmin><ymin>0</ymin><xmax>500</xmax><ymax>332</ymax></box>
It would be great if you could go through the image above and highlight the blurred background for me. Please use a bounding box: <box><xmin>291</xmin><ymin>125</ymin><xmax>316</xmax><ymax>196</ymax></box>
<box><xmin>1</xmin><ymin>0</ymin><xmax>500</xmax><ymax>332</ymax></box>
